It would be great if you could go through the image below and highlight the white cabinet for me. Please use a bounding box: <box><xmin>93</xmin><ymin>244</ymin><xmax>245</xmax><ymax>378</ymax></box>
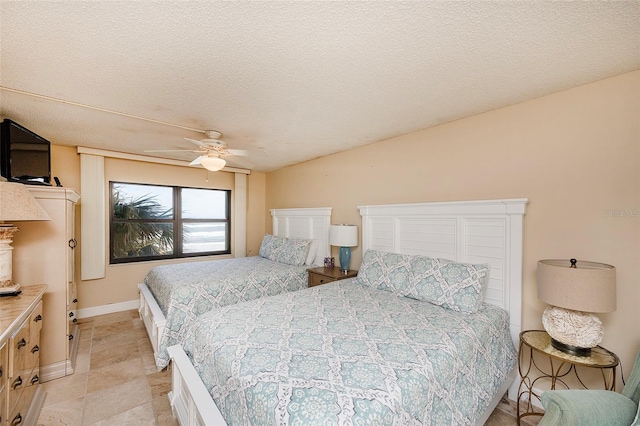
<box><xmin>13</xmin><ymin>187</ymin><xmax>80</xmax><ymax>382</ymax></box>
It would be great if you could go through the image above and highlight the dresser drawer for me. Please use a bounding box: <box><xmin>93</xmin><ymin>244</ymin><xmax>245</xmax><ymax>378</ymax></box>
<box><xmin>307</xmin><ymin>268</ymin><xmax>358</xmax><ymax>288</ymax></box>
<box><xmin>0</xmin><ymin>341</ymin><xmax>7</xmax><ymax>391</ymax></box>
<box><xmin>8</xmin><ymin>383</ymin><xmax>36</xmax><ymax>426</ymax></box>
<box><xmin>27</xmin><ymin>368</ymin><xmax>40</xmax><ymax>388</ymax></box>
<box><xmin>309</xmin><ymin>274</ymin><xmax>337</xmax><ymax>287</ymax></box>
<box><xmin>0</xmin><ymin>384</ymin><xmax>6</xmax><ymax>424</ymax></box>
<box><xmin>29</xmin><ymin>301</ymin><xmax>43</xmax><ymax>342</ymax></box>
<box><xmin>8</xmin><ymin>372</ymin><xmax>25</xmax><ymax>412</ymax></box>
<box><xmin>9</xmin><ymin>320</ymin><xmax>30</xmax><ymax>377</ymax></box>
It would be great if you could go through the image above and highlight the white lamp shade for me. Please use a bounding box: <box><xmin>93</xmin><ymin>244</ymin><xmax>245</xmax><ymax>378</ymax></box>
<box><xmin>537</xmin><ymin>259</ymin><xmax>616</xmax><ymax>313</ymax></box>
<box><xmin>0</xmin><ymin>182</ymin><xmax>51</xmax><ymax>222</ymax></box>
<box><xmin>329</xmin><ymin>224</ymin><xmax>358</xmax><ymax>247</ymax></box>
<box><xmin>201</xmin><ymin>156</ymin><xmax>226</xmax><ymax>172</ymax></box>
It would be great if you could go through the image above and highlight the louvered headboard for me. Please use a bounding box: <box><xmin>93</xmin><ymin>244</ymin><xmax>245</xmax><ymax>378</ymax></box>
<box><xmin>358</xmin><ymin>198</ymin><xmax>528</xmax><ymax>345</ymax></box>
<box><xmin>271</xmin><ymin>207</ymin><xmax>332</xmax><ymax>266</ymax></box>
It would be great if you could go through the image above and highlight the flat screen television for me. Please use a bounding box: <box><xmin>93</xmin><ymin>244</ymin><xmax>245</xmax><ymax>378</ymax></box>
<box><xmin>0</xmin><ymin>119</ymin><xmax>51</xmax><ymax>185</ymax></box>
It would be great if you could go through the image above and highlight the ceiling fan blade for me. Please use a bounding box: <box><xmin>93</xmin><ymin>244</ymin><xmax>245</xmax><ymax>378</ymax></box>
<box><xmin>225</xmin><ymin>156</ymin><xmax>255</xmax><ymax>169</ymax></box>
<box><xmin>144</xmin><ymin>149</ymin><xmax>195</xmax><ymax>153</ymax></box>
<box><xmin>189</xmin><ymin>156</ymin><xmax>205</xmax><ymax>166</ymax></box>
<box><xmin>227</xmin><ymin>149</ymin><xmax>249</xmax><ymax>156</ymax></box>
<box><xmin>185</xmin><ymin>137</ymin><xmax>208</xmax><ymax>148</ymax></box>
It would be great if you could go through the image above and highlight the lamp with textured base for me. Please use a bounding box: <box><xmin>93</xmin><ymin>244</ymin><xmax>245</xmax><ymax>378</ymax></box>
<box><xmin>537</xmin><ymin>258</ymin><xmax>616</xmax><ymax>357</ymax></box>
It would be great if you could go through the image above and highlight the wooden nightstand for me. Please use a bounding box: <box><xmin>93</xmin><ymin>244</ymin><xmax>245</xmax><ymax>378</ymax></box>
<box><xmin>307</xmin><ymin>267</ymin><xmax>358</xmax><ymax>287</ymax></box>
<box><xmin>516</xmin><ymin>330</ymin><xmax>619</xmax><ymax>425</ymax></box>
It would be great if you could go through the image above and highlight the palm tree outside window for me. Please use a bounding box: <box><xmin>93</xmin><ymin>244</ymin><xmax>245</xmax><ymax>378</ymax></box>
<box><xmin>110</xmin><ymin>182</ymin><xmax>230</xmax><ymax>264</ymax></box>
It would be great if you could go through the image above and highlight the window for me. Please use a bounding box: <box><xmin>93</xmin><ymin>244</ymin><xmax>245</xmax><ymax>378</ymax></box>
<box><xmin>110</xmin><ymin>182</ymin><xmax>230</xmax><ymax>264</ymax></box>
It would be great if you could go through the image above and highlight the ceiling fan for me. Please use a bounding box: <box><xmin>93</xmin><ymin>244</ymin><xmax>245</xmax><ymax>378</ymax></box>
<box><xmin>146</xmin><ymin>130</ymin><xmax>251</xmax><ymax>171</ymax></box>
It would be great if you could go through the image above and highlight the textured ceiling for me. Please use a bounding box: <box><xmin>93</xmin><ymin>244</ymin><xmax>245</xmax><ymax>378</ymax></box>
<box><xmin>1</xmin><ymin>1</ymin><xmax>639</xmax><ymax>172</ymax></box>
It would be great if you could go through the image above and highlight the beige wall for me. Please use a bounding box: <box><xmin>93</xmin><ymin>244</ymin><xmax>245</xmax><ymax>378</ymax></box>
<box><xmin>266</xmin><ymin>70</ymin><xmax>640</xmax><ymax>380</ymax></box>
<box><xmin>48</xmin><ymin>147</ymin><xmax>267</xmax><ymax>309</ymax></box>
<box><xmin>246</xmin><ymin>171</ymin><xmax>266</xmax><ymax>257</ymax></box>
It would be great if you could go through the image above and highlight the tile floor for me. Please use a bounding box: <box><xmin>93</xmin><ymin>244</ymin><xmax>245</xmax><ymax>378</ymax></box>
<box><xmin>37</xmin><ymin>309</ymin><xmax>541</xmax><ymax>425</ymax></box>
<box><xmin>37</xmin><ymin>310</ymin><xmax>177</xmax><ymax>426</ymax></box>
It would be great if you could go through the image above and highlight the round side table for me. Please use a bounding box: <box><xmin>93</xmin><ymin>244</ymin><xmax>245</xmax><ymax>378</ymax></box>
<box><xmin>516</xmin><ymin>330</ymin><xmax>619</xmax><ymax>425</ymax></box>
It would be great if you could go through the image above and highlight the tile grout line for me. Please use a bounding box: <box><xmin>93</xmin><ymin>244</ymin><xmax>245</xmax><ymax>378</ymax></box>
<box><xmin>80</xmin><ymin>322</ymin><xmax>92</xmax><ymax>426</ymax></box>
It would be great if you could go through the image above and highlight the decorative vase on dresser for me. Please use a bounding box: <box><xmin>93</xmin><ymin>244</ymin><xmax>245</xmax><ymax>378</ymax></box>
<box><xmin>0</xmin><ymin>284</ymin><xmax>47</xmax><ymax>426</ymax></box>
<box><xmin>12</xmin><ymin>187</ymin><xmax>80</xmax><ymax>382</ymax></box>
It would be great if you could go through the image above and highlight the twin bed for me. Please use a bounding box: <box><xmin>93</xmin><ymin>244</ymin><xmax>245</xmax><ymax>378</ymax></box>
<box><xmin>139</xmin><ymin>199</ymin><xmax>528</xmax><ymax>425</ymax></box>
<box><xmin>138</xmin><ymin>207</ymin><xmax>332</xmax><ymax>368</ymax></box>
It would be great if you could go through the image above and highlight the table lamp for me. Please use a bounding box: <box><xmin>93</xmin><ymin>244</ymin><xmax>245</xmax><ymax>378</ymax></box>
<box><xmin>0</xmin><ymin>181</ymin><xmax>51</xmax><ymax>293</ymax></box>
<box><xmin>537</xmin><ymin>258</ymin><xmax>616</xmax><ymax>356</ymax></box>
<box><xmin>329</xmin><ymin>224</ymin><xmax>358</xmax><ymax>273</ymax></box>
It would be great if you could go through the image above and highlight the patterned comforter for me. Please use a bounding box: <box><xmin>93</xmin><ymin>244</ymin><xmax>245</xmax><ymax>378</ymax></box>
<box><xmin>145</xmin><ymin>256</ymin><xmax>309</xmax><ymax>369</ymax></box>
<box><xmin>183</xmin><ymin>278</ymin><xmax>517</xmax><ymax>425</ymax></box>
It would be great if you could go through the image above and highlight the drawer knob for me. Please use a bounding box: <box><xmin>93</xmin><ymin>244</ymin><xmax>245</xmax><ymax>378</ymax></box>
<box><xmin>0</xmin><ymin>366</ymin><xmax>3</xmax><ymax>378</ymax></box>
<box><xmin>69</xmin><ymin>334</ymin><xmax>74</xmax><ymax>341</ymax></box>
<box><xmin>73</xmin><ymin>298</ymin><xmax>78</xmax><ymax>303</ymax></box>
<box><xmin>73</xmin><ymin>318</ymin><xmax>78</xmax><ymax>323</ymax></box>
<box><xmin>34</xmin><ymin>314</ymin><xmax>42</xmax><ymax>322</ymax></box>
<box><xmin>11</xmin><ymin>413</ymin><xmax>22</xmax><ymax>426</ymax></box>
<box><xmin>12</xmin><ymin>376</ymin><xmax>23</xmax><ymax>389</ymax></box>
<box><xmin>320</xmin><ymin>279</ymin><xmax>325</xmax><ymax>283</ymax></box>
<box><xmin>30</xmin><ymin>374</ymin><xmax>39</xmax><ymax>385</ymax></box>
<box><xmin>69</xmin><ymin>312</ymin><xmax>75</xmax><ymax>318</ymax></box>
<box><xmin>31</xmin><ymin>345</ymin><xmax>39</xmax><ymax>354</ymax></box>
<box><xmin>16</xmin><ymin>339</ymin><xmax>27</xmax><ymax>349</ymax></box>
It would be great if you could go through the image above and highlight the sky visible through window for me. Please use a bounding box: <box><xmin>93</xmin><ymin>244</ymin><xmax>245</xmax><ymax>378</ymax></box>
<box><xmin>114</xmin><ymin>183</ymin><xmax>226</xmax><ymax>219</ymax></box>
<box><xmin>182</xmin><ymin>188</ymin><xmax>227</xmax><ymax>219</ymax></box>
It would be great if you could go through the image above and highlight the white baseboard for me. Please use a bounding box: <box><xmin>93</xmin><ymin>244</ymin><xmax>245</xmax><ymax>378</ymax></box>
<box><xmin>77</xmin><ymin>299</ymin><xmax>138</xmax><ymax>319</ymax></box>
<box><xmin>26</xmin><ymin>386</ymin><xmax>47</xmax><ymax>426</ymax></box>
<box><xmin>40</xmin><ymin>327</ymin><xmax>81</xmax><ymax>383</ymax></box>
<box><xmin>40</xmin><ymin>360</ymin><xmax>69</xmax><ymax>382</ymax></box>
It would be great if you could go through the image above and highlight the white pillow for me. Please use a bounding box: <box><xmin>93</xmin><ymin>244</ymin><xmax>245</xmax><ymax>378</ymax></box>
<box><xmin>305</xmin><ymin>239</ymin><xmax>320</xmax><ymax>265</ymax></box>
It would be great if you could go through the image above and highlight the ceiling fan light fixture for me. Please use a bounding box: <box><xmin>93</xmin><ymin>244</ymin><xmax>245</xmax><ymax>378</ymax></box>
<box><xmin>200</xmin><ymin>155</ymin><xmax>226</xmax><ymax>172</ymax></box>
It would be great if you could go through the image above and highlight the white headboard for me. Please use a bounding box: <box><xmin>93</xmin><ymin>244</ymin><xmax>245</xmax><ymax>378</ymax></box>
<box><xmin>358</xmin><ymin>198</ymin><xmax>527</xmax><ymax>346</ymax></box>
<box><xmin>271</xmin><ymin>207</ymin><xmax>332</xmax><ymax>266</ymax></box>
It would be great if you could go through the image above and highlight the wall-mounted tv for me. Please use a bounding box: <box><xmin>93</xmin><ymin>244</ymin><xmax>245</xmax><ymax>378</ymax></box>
<box><xmin>0</xmin><ymin>119</ymin><xmax>51</xmax><ymax>185</ymax></box>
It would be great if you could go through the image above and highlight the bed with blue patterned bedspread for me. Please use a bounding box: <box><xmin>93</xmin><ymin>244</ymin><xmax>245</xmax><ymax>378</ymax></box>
<box><xmin>182</xmin><ymin>278</ymin><xmax>517</xmax><ymax>425</ymax></box>
<box><xmin>145</xmin><ymin>256</ymin><xmax>309</xmax><ymax>369</ymax></box>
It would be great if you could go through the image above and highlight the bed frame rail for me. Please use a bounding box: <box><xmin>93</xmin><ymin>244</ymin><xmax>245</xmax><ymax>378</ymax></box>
<box><xmin>138</xmin><ymin>207</ymin><xmax>333</xmax><ymax>368</ymax></box>
<box><xmin>168</xmin><ymin>345</ymin><xmax>227</xmax><ymax>426</ymax></box>
<box><xmin>138</xmin><ymin>283</ymin><xmax>165</xmax><ymax>360</ymax></box>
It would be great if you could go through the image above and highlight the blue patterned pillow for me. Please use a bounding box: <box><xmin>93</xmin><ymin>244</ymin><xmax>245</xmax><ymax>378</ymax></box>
<box><xmin>259</xmin><ymin>234</ymin><xmax>282</xmax><ymax>259</ymax></box>
<box><xmin>274</xmin><ymin>237</ymin><xmax>312</xmax><ymax>266</ymax></box>
<box><xmin>259</xmin><ymin>235</ymin><xmax>311</xmax><ymax>267</ymax></box>
<box><xmin>358</xmin><ymin>249</ymin><xmax>490</xmax><ymax>313</ymax></box>
<box><xmin>357</xmin><ymin>249</ymin><xmax>413</xmax><ymax>294</ymax></box>
<box><xmin>409</xmin><ymin>256</ymin><xmax>490</xmax><ymax>313</ymax></box>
